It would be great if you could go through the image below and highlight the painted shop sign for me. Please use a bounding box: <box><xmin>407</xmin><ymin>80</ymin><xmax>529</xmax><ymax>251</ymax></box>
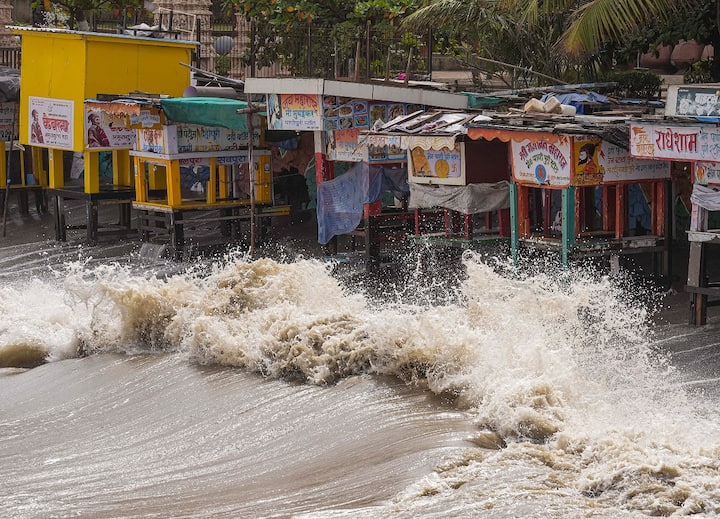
<box><xmin>175</xmin><ymin>124</ymin><xmax>260</xmax><ymax>153</ymax></box>
<box><xmin>629</xmin><ymin>123</ymin><xmax>720</xmax><ymax>162</ymax></box>
<box><xmin>326</xmin><ymin>128</ymin><xmax>365</xmax><ymax>162</ymax></box>
<box><xmin>600</xmin><ymin>141</ymin><xmax>670</xmax><ymax>182</ymax></box>
<box><xmin>511</xmin><ymin>134</ymin><xmax>571</xmax><ymax>186</ymax></box>
<box><xmin>267</xmin><ymin>93</ymin><xmax>323</xmax><ymax>130</ymax></box>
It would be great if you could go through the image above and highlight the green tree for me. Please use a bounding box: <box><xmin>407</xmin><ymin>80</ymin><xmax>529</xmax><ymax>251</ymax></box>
<box><xmin>229</xmin><ymin>0</ymin><xmax>418</xmax><ymax>78</ymax></box>
<box><xmin>36</xmin><ymin>0</ymin><xmax>145</xmax><ymax>30</ymax></box>
<box><xmin>402</xmin><ymin>1</ymin><xmax>594</xmax><ymax>86</ymax></box>
<box><xmin>403</xmin><ymin>0</ymin><xmax>700</xmax><ymax>85</ymax></box>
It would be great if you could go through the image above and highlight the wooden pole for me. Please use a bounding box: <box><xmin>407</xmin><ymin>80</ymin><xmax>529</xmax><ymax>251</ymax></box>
<box><xmin>238</xmin><ymin>99</ymin><xmax>263</xmax><ymax>258</ymax></box>
<box><xmin>2</xmin><ymin>103</ymin><xmax>17</xmax><ymax>238</ymax></box>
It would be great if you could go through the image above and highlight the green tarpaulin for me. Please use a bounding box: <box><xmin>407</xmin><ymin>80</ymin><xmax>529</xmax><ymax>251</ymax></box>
<box><xmin>160</xmin><ymin>97</ymin><xmax>253</xmax><ymax>130</ymax></box>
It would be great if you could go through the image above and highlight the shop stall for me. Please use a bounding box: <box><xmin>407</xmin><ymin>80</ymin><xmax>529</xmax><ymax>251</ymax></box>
<box><xmin>628</xmin><ymin>87</ymin><xmax>720</xmax><ymax>324</ymax></box>
<box><xmin>0</xmin><ymin>67</ymin><xmax>47</xmax><ymax>220</ymax></box>
<box><xmin>130</xmin><ymin>96</ymin><xmax>285</xmax><ymax>257</ymax></box>
<box><xmin>243</xmin><ymin>77</ymin><xmax>471</xmax><ymax>265</ymax></box>
<box><xmin>464</xmin><ymin>119</ymin><xmax>671</xmax><ymax>271</ymax></box>
<box><xmin>365</xmin><ymin>110</ymin><xmax>512</xmax><ymax>254</ymax></box>
<box><xmin>12</xmin><ymin>27</ymin><xmax>195</xmax><ymax>243</ymax></box>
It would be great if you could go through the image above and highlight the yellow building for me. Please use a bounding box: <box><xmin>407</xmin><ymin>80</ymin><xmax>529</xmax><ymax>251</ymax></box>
<box><xmin>13</xmin><ymin>27</ymin><xmax>196</xmax><ymax>189</ymax></box>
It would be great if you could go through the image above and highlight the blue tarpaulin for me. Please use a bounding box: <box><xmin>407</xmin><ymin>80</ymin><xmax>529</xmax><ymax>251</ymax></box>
<box><xmin>316</xmin><ymin>163</ymin><xmax>393</xmax><ymax>245</ymax></box>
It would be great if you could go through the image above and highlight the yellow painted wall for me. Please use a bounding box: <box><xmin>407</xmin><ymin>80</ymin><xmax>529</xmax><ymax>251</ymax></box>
<box><xmin>16</xmin><ymin>29</ymin><xmax>195</xmax><ymax>151</ymax></box>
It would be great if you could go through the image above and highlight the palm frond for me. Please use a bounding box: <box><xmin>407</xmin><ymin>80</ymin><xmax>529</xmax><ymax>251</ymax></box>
<box><xmin>402</xmin><ymin>0</ymin><xmax>498</xmax><ymax>32</ymax></box>
<box><xmin>561</xmin><ymin>0</ymin><xmax>688</xmax><ymax>55</ymax></box>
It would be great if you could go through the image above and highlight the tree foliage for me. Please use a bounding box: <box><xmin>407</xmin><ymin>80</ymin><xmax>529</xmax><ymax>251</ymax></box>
<box><xmin>229</xmin><ymin>0</ymin><xmax>418</xmax><ymax>77</ymax></box>
<box><xmin>35</xmin><ymin>0</ymin><xmax>144</xmax><ymax>29</ymax></box>
<box><xmin>403</xmin><ymin>0</ymin><xmax>706</xmax><ymax>86</ymax></box>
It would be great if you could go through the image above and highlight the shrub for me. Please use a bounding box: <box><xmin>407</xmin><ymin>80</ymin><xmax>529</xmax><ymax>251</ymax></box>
<box><xmin>605</xmin><ymin>70</ymin><xmax>663</xmax><ymax>99</ymax></box>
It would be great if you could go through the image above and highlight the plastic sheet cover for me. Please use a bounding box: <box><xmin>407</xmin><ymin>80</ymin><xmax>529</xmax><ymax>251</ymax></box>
<box><xmin>409</xmin><ymin>181</ymin><xmax>510</xmax><ymax>214</ymax></box>
<box><xmin>160</xmin><ymin>97</ymin><xmax>252</xmax><ymax>131</ymax></box>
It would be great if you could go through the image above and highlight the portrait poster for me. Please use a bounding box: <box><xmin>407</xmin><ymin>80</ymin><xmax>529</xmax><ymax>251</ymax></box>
<box><xmin>84</xmin><ymin>101</ymin><xmax>136</xmax><ymax>149</ymax></box>
<box><xmin>572</xmin><ymin>137</ymin><xmax>604</xmax><ymax>186</ymax></box>
<box><xmin>29</xmin><ymin>96</ymin><xmax>74</xmax><ymax>150</ymax></box>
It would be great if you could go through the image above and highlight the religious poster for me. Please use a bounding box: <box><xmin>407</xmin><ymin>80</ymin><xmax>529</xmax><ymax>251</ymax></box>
<box><xmin>572</xmin><ymin>137</ymin><xmax>605</xmax><ymax>186</ymax></box>
<box><xmin>511</xmin><ymin>134</ymin><xmax>571</xmax><ymax>186</ymax></box>
<box><xmin>137</xmin><ymin>128</ymin><xmax>166</xmax><ymax>153</ymax></box>
<box><xmin>268</xmin><ymin>93</ymin><xmax>322</xmax><ymax>130</ymax></box>
<box><xmin>364</xmin><ymin>134</ymin><xmax>407</xmax><ymax>163</ymax></box>
<box><xmin>408</xmin><ymin>143</ymin><xmax>464</xmax><ymax>185</ymax></box>
<box><xmin>694</xmin><ymin>162</ymin><xmax>720</xmax><ymax>185</ymax></box>
<box><xmin>29</xmin><ymin>96</ymin><xmax>74</xmax><ymax>150</ymax></box>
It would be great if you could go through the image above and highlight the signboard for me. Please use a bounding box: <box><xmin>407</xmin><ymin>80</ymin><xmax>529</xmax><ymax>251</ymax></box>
<box><xmin>323</xmin><ymin>97</ymin><xmax>369</xmax><ymax>130</ymax></box>
<box><xmin>364</xmin><ymin>134</ymin><xmax>406</xmax><ymax>163</ymax></box>
<box><xmin>267</xmin><ymin>93</ymin><xmax>323</xmax><ymax>130</ymax></box>
<box><xmin>629</xmin><ymin>123</ymin><xmax>719</xmax><ymax>162</ymax></box>
<box><xmin>408</xmin><ymin>143</ymin><xmax>464</xmax><ymax>185</ymax></box>
<box><xmin>600</xmin><ymin>141</ymin><xmax>670</xmax><ymax>182</ymax></box>
<box><xmin>511</xmin><ymin>134</ymin><xmax>571</xmax><ymax>186</ymax></box>
<box><xmin>0</xmin><ymin>102</ymin><xmax>17</xmax><ymax>142</ymax></box>
<box><xmin>694</xmin><ymin>162</ymin><xmax>720</xmax><ymax>185</ymax></box>
<box><xmin>29</xmin><ymin>96</ymin><xmax>74</xmax><ymax>149</ymax></box>
<box><xmin>136</xmin><ymin>124</ymin><xmax>261</xmax><ymax>155</ymax></box>
<box><xmin>666</xmin><ymin>85</ymin><xmax>720</xmax><ymax>117</ymax></box>
<box><xmin>326</xmin><ymin>128</ymin><xmax>365</xmax><ymax>162</ymax></box>
<box><xmin>175</xmin><ymin>124</ymin><xmax>260</xmax><ymax>153</ymax></box>
<box><xmin>84</xmin><ymin>101</ymin><xmax>136</xmax><ymax>149</ymax></box>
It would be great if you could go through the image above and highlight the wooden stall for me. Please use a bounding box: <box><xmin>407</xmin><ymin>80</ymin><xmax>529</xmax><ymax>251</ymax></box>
<box><xmin>13</xmin><ymin>27</ymin><xmax>195</xmax><ymax>244</ymax></box>
<box><xmin>243</xmin><ymin>78</ymin><xmax>471</xmax><ymax>266</ymax></box>
<box><xmin>629</xmin><ymin>114</ymin><xmax>720</xmax><ymax>324</ymax></box>
<box><xmin>631</xmin><ymin>83</ymin><xmax>720</xmax><ymax>325</ymax></box>
<box><xmin>0</xmin><ymin>101</ymin><xmax>48</xmax><ymax>217</ymax></box>
<box><xmin>468</xmin><ymin>121</ymin><xmax>672</xmax><ymax>272</ymax></box>
<box><xmin>130</xmin><ymin>97</ymin><xmax>287</xmax><ymax>257</ymax></box>
<box><xmin>366</xmin><ymin>110</ymin><xmax>512</xmax><ymax>253</ymax></box>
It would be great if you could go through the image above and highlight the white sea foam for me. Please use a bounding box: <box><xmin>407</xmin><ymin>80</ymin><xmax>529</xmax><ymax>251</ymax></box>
<box><xmin>3</xmin><ymin>252</ymin><xmax>720</xmax><ymax>516</ymax></box>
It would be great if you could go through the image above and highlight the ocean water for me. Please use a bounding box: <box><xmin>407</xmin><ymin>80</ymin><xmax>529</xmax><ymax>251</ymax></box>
<box><xmin>1</xmin><ymin>238</ymin><xmax>720</xmax><ymax>519</ymax></box>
